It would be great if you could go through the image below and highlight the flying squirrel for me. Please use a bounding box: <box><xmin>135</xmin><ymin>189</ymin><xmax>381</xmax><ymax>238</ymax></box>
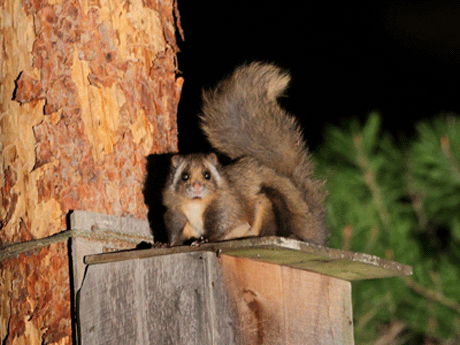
<box><xmin>162</xmin><ymin>62</ymin><xmax>328</xmax><ymax>246</ymax></box>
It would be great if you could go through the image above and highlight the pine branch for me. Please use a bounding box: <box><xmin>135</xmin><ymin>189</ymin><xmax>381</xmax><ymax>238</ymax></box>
<box><xmin>403</xmin><ymin>277</ymin><xmax>460</xmax><ymax>315</ymax></box>
<box><xmin>374</xmin><ymin>321</ymin><xmax>407</xmax><ymax>345</ymax></box>
<box><xmin>406</xmin><ymin>174</ymin><xmax>428</xmax><ymax>229</ymax></box>
<box><xmin>441</xmin><ymin>136</ymin><xmax>460</xmax><ymax>184</ymax></box>
<box><xmin>353</xmin><ymin>134</ymin><xmax>392</xmax><ymax>231</ymax></box>
<box><xmin>356</xmin><ymin>292</ymin><xmax>393</xmax><ymax>333</ymax></box>
<box><xmin>317</xmin><ymin>113</ymin><xmax>460</xmax><ymax>343</ymax></box>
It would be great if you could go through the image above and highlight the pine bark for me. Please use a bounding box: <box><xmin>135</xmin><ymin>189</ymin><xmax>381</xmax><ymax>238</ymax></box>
<box><xmin>0</xmin><ymin>0</ymin><xmax>183</xmax><ymax>342</ymax></box>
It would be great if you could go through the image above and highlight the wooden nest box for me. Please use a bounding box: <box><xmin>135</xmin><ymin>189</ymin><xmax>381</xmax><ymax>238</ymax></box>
<box><xmin>72</xmin><ymin>211</ymin><xmax>412</xmax><ymax>345</ymax></box>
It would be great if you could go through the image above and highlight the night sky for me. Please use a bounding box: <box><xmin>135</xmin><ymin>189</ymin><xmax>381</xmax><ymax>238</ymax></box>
<box><xmin>175</xmin><ymin>1</ymin><xmax>460</xmax><ymax>153</ymax></box>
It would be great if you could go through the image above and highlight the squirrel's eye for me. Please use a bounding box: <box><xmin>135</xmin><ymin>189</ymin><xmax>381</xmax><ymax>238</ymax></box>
<box><xmin>181</xmin><ymin>172</ymin><xmax>190</xmax><ymax>181</ymax></box>
<box><xmin>203</xmin><ymin>171</ymin><xmax>211</xmax><ymax>180</ymax></box>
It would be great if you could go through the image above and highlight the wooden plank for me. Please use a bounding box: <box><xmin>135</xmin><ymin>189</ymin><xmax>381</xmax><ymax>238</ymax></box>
<box><xmin>79</xmin><ymin>250</ymin><xmax>354</xmax><ymax>344</ymax></box>
<box><xmin>79</xmin><ymin>259</ymin><xmax>141</xmax><ymax>344</ymax></box>
<box><xmin>70</xmin><ymin>210</ymin><xmax>152</xmax><ymax>237</ymax></box>
<box><xmin>220</xmin><ymin>255</ymin><xmax>354</xmax><ymax>344</ymax></box>
<box><xmin>218</xmin><ymin>255</ymin><xmax>288</xmax><ymax>344</ymax></box>
<box><xmin>84</xmin><ymin>236</ymin><xmax>412</xmax><ymax>281</ymax></box>
<box><xmin>69</xmin><ymin>210</ymin><xmax>152</xmax><ymax>294</ymax></box>
<box><xmin>79</xmin><ymin>252</ymin><xmax>239</xmax><ymax>345</ymax></box>
<box><xmin>280</xmin><ymin>263</ymin><xmax>353</xmax><ymax>344</ymax></box>
<box><xmin>139</xmin><ymin>252</ymin><xmax>218</xmax><ymax>345</ymax></box>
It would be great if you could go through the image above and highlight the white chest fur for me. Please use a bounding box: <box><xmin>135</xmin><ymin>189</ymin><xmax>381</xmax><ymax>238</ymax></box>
<box><xmin>181</xmin><ymin>201</ymin><xmax>207</xmax><ymax>238</ymax></box>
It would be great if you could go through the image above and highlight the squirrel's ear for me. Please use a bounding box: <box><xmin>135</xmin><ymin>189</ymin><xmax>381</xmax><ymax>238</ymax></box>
<box><xmin>206</xmin><ymin>153</ymin><xmax>219</xmax><ymax>166</ymax></box>
<box><xmin>171</xmin><ymin>155</ymin><xmax>183</xmax><ymax>168</ymax></box>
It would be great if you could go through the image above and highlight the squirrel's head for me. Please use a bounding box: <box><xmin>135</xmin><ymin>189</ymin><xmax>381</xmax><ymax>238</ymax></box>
<box><xmin>169</xmin><ymin>153</ymin><xmax>222</xmax><ymax>200</ymax></box>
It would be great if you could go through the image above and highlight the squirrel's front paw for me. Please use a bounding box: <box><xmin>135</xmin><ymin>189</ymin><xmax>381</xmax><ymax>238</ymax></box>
<box><xmin>190</xmin><ymin>236</ymin><xmax>209</xmax><ymax>246</ymax></box>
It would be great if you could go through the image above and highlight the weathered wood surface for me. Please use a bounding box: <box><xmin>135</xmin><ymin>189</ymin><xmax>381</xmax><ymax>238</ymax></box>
<box><xmin>69</xmin><ymin>210</ymin><xmax>152</xmax><ymax>294</ymax></box>
<box><xmin>84</xmin><ymin>236</ymin><xmax>413</xmax><ymax>281</ymax></box>
<box><xmin>0</xmin><ymin>0</ymin><xmax>182</xmax><ymax>341</ymax></box>
<box><xmin>79</xmin><ymin>252</ymin><xmax>237</xmax><ymax>345</ymax></box>
<box><xmin>220</xmin><ymin>255</ymin><xmax>354</xmax><ymax>344</ymax></box>
<box><xmin>79</xmin><ymin>251</ymin><xmax>354</xmax><ymax>345</ymax></box>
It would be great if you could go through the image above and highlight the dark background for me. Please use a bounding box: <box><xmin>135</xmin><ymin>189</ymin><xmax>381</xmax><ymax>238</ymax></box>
<box><xmin>175</xmin><ymin>1</ymin><xmax>460</xmax><ymax>153</ymax></box>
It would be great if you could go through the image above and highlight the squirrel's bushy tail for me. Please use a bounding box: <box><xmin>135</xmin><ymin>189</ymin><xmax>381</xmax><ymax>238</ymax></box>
<box><xmin>200</xmin><ymin>62</ymin><xmax>327</xmax><ymax>214</ymax></box>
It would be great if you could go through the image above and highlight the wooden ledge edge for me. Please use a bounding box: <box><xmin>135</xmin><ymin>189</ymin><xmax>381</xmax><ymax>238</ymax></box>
<box><xmin>83</xmin><ymin>236</ymin><xmax>413</xmax><ymax>281</ymax></box>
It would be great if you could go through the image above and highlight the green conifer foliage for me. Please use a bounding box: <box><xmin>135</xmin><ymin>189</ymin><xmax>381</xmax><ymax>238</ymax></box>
<box><xmin>315</xmin><ymin>113</ymin><xmax>460</xmax><ymax>344</ymax></box>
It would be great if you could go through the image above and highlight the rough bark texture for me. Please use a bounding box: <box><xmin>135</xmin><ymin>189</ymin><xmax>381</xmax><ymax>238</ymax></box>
<box><xmin>0</xmin><ymin>0</ymin><xmax>183</xmax><ymax>341</ymax></box>
<box><xmin>0</xmin><ymin>243</ymin><xmax>71</xmax><ymax>345</ymax></box>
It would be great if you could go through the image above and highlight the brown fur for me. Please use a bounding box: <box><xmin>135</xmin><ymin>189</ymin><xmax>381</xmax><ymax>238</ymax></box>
<box><xmin>163</xmin><ymin>62</ymin><xmax>328</xmax><ymax>245</ymax></box>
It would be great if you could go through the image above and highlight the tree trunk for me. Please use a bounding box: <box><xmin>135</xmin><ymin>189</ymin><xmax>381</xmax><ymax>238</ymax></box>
<box><xmin>0</xmin><ymin>0</ymin><xmax>183</xmax><ymax>341</ymax></box>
